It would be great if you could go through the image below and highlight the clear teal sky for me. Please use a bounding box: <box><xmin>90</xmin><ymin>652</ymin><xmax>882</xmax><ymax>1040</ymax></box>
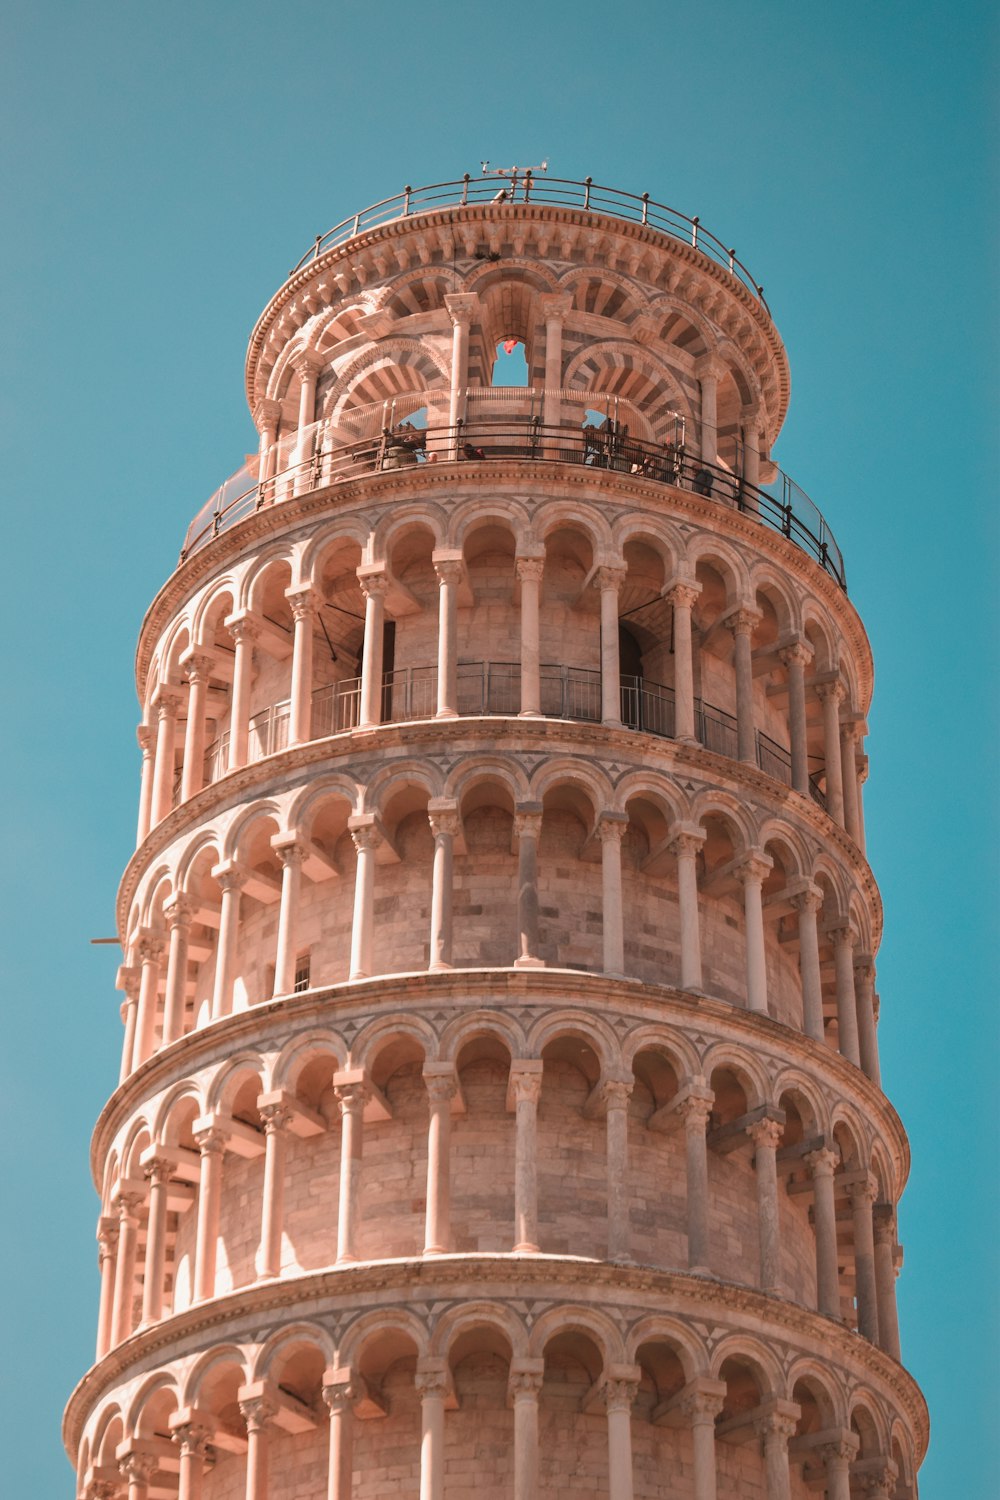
<box><xmin>1</xmin><ymin>2</ymin><xmax>995</xmax><ymax>1493</ymax></box>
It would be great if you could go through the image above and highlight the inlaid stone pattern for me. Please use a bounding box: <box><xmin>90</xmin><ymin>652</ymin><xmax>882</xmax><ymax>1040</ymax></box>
<box><xmin>66</xmin><ymin>180</ymin><xmax>924</xmax><ymax>1499</ymax></box>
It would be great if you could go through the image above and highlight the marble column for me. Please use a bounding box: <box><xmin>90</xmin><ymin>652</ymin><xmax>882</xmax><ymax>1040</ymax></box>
<box><xmin>603</xmin><ymin>1079</ymin><xmax>633</xmax><ymax>1261</ymax></box>
<box><xmin>272</xmin><ymin>839</ymin><xmax>307</xmax><ymax>996</ymax></box>
<box><xmin>119</xmin><ymin>1452</ymin><xmax>157</xmax><ymax>1500</ymax></box>
<box><xmin>508</xmin><ymin>1361</ymin><xmax>544</xmax><ymax>1500</ymax></box>
<box><xmin>779</xmin><ymin>642</ymin><xmax>811</xmax><ymax>794</ymax></box>
<box><xmin>728</xmin><ymin>609</ymin><xmax>759</xmax><ymax>764</ymax></box>
<box><xmin>665</xmin><ymin>582</ymin><xmax>700</xmax><ymax>742</ymax></box>
<box><xmin>180</xmin><ymin>652</ymin><xmax>215</xmax><ymax>801</ymax></box>
<box><xmin>596</xmin><ymin>566</ymin><xmax>626</xmax><ymax>726</ymax></box>
<box><xmin>444</xmin><ymin>294</ymin><xmax>478</xmax><ymax>451</ymax></box>
<box><xmin>161</xmin><ymin>895</ymin><xmax>195</xmax><ymax>1047</ymax></box>
<box><xmin>95</xmin><ymin>1216</ymin><xmax>119</xmax><ymax>1359</ymax></box>
<box><xmin>854</xmin><ymin>952</ymin><xmax>881</xmax><ymax>1085</ymax></box>
<box><xmin>257</xmin><ymin>1103</ymin><xmax>291</xmax><ymax>1279</ymax></box>
<box><xmin>680</xmin><ymin>1091</ymin><xmax>713</xmax><ymax>1272</ymax></box>
<box><xmin>335</xmin><ymin>1077</ymin><xmax>369</xmax><ymax>1263</ymax></box>
<box><xmin>322</xmin><ymin>1371</ymin><xmax>361</xmax><ymax>1500</ymax></box>
<box><xmin>136</xmin><ymin>723</ymin><xmax>156</xmax><ymax>844</ymax></box>
<box><xmin>597</xmin><ymin>814</ymin><xmax>628</xmax><ymax>977</ymax></box>
<box><xmin>427</xmin><ymin>803</ymin><xmax>460</xmax><ymax>971</ymax></box>
<box><xmin>211</xmin><ymin>862</ymin><xmax>245</xmax><ymax>1019</ymax></box>
<box><xmin>604</xmin><ymin>1372</ymin><xmax>640</xmax><ymax>1500</ymax></box>
<box><xmin>748</xmin><ymin>1117</ymin><xmax>784</xmax><ymax>1293</ymax></box>
<box><xmin>423</xmin><ymin>1066</ymin><xmax>458</xmax><ymax>1255</ymax></box>
<box><xmin>818</xmin><ymin>1439</ymin><xmax>855</xmax><ymax>1500</ymax></box>
<box><xmin>817</xmin><ymin>681</ymin><xmax>846</xmax><ymax>825</ymax></box>
<box><xmin>432</xmin><ymin>555</ymin><xmax>463</xmax><ymax>718</ymax></box>
<box><xmin>348</xmin><ymin>821</ymin><xmax>381</xmax><ymax>980</ymax></box>
<box><xmin>226</xmin><ymin>615</ymin><xmax>259</xmax><ymax>773</ymax></box>
<box><xmin>698</xmin><ymin>365</ymin><xmax>719</xmax><ymax>465</ymax></box>
<box><xmin>173</xmin><ymin>1423</ymin><xmax>212</xmax><ymax>1500</ymax></box>
<box><xmin>287</xmin><ymin>587</ymin><xmax>318</xmax><ymax>746</ymax></box>
<box><xmin>830</xmin><ymin>924</ymin><xmax>861</xmax><ymax>1066</ymax></box>
<box><xmin>117</xmin><ymin>965</ymin><xmax>140</xmax><ymax>1084</ymax></box>
<box><xmin>840</xmin><ymin>721</ymin><xmax>863</xmax><ymax>844</ymax></box>
<box><xmin>415</xmin><ymin>1362</ymin><xmax>450</xmax><ymax>1500</ymax></box>
<box><xmin>850</xmin><ymin>1174</ymin><xmax>880</xmax><ymax>1344</ymax></box>
<box><xmin>516</xmin><ymin>555</ymin><xmax>544</xmax><ymax>716</ymax></box>
<box><xmin>806</xmin><ymin>1148</ymin><xmax>841</xmax><ymax>1318</ymax></box>
<box><xmin>791</xmin><ymin>885</ymin><xmax>825</xmax><ymax>1042</ymax></box>
<box><xmin>140</xmin><ymin>1153</ymin><xmax>171</xmax><ymax>1324</ymax></box>
<box><xmin>192</xmin><ymin>1125</ymin><xmax>227</xmax><ymax>1302</ymax></box>
<box><xmin>873</xmin><ymin>1205</ymin><xmax>902</xmax><ymax>1360</ymax></box>
<box><xmin>514</xmin><ymin>807</ymin><xmax>544</xmax><ymax>968</ymax></box>
<box><xmin>110</xmin><ymin>1189</ymin><xmax>144</xmax><ymax>1345</ymax></box>
<box><xmin>670</xmin><ymin>826</ymin><xmax>705</xmax><ymax>990</ymax></box>
<box><xmin>679</xmin><ymin>1384</ymin><xmax>726</xmax><ymax>1500</ymax></box>
<box><xmin>510</xmin><ymin>1063</ymin><xmax>544</xmax><ymax>1252</ymax></box>
<box><xmin>753</xmin><ymin>1408</ymin><xmax>798</xmax><ymax>1500</ymax></box>
<box><xmin>133</xmin><ymin>933</ymin><xmax>164</xmax><ymax>1069</ymax></box>
<box><xmin>239</xmin><ymin>1394</ymin><xmax>277</xmax><ymax>1500</ymax></box>
<box><xmin>150</xmin><ymin>686</ymin><xmax>183</xmax><ymax>826</ymax></box>
<box><xmin>736</xmin><ymin>852</ymin><xmax>772</xmax><ymax>1014</ymax></box>
<box><xmin>358</xmin><ymin>572</ymin><xmax>388</xmax><ymax>728</ymax></box>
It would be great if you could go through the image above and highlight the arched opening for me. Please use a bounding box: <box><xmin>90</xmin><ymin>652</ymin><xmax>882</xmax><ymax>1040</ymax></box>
<box><xmin>538</xmin><ymin>1035</ymin><xmax>604</xmax><ymax>1258</ymax></box>
<box><xmin>453</xmin><ymin>1035</ymin><xmax>514</xmax><ymax>1251</ymax></box>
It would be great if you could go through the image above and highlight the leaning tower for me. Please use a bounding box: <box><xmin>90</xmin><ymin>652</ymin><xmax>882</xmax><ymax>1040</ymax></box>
<box><xmin>66</xmin><ymin>174</ymin><xmax>927</xmax><ymax>1500</ymax></box>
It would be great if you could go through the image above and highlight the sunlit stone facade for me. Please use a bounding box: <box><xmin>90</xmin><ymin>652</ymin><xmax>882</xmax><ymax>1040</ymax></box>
<box><xmin>65</xmin><ymin>176</ymin><xmax>926</xmax><ymax>1499</ymax></box>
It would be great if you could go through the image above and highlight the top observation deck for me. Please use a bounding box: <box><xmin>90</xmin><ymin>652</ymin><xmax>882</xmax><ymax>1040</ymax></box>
<box><xmin>281</xmin><ymin>174</ymin><xmax>771</xmax><ymax>312</ymax></box>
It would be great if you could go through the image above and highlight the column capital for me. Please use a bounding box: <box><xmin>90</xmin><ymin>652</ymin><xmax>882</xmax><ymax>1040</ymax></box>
<box><xmin>816</xmin><ymin>677</ymin><xmax>846</xmax><ymax>705</ymax></box>
<box><xmin>741</xmin><ymin>406</ymin><xmax>766</xmax><ymax>437</ymax></box>
<box><xmin>97</xmin><ymin>1215</ymin><xmax>120</xmax><ymax>1252</ymax></box>
<box><xmin>259</xmin><ymin>1101</ymin><xmax>293</xmax><ymax>1135</ymax></box>
<box><xmin>805</xmin><ymin>1146</ymin><xmax>839</xmax><ymax>1180</ymax></box>
<box><xmin>538</xmin><ymin>290</ymin><xmax>573</xmax><ymax>322</ymax></box>
<box><xmin>253</xmin><ymin>397</ymin><xmax>282</xmax><ymax>430</ymax></box>
<box><xmin>423</xmin><ymin>1064</ymin><xmax>459</xmax><ymax>1105</ymax></box>
<box><xmin>826</xmin><ymin>920</ymin><xmax>858</xmax><ymax>949</ymax></box>
<box><xmin>734</xmin><ymin>849</ymin><xmax>773</xmax><ymax>886</ymax></box>
<box><xmin>847</xmin><ymin>1174</ymin><xmax>877</xmax><ymax>1209</ymax></box>
<box><xmin>853</xmin><ymin>950</ymin><xmax>876</xmax><ymax>981</ymax></box>
<box><xmin>238</xmin><ymin>1384</ymin><xmax>279</xmax><ymax>1433</ymax></box>
<box><xmin>872</xmin><ymin>1202</ymin><xmax>897</xmax><ymax>1246</ymax></box>
<box><xmin>666</xmin><ymin>821</ymin><xmax>705</xmax><ymax>858</ymax></box>
<box><xmin>507</xmin><ymin>1358</ymin><xmax>545</xmax><ymax>1402</ymax></box>
<box><xmin>444</xmin><ymin>291</ymin><xmax>480</xmax><ymax>325</ymax></box>
<box><xmin>508</xmin><ymin>1061</ymin><xmax>544</xmax><ymax>1106</ymax></box>
<box><xmin>137</xmin><ymin>722</ymin><xmax>155</xmax><ymax>753</ymax></box>
<box><xmin>752</xmin><ymin>1400</ymin><xmax>800</xmax><ymax>1442</ymax></box>
<box><xmin>600</xmin><ymin>1076</ymin><xmax>633</xmax><ymax>1110</ymax></box>
<box><xmin>322</xmin><ymin>1367</ymin><xmax>364</xmax><ymax>1414</ymax></box>
<box><xmin>153</xmin><ymin>683</ymin><xmax>184</xmax><ymax>715</ymax></box>
<box><xmin>181</xmin><ymin>648</ymin><xmax>217</xmax><ymax>684</ymax></box>
<box><xmin>594</xmin><ymin>563</ymin><xmax>627</xmax><ymax>593</ymax></box>
<box><xmin>817</xmin><ymin>1431</ymin><xmax>860</xmax><ymax>1465</ymax></box>
<box><xmin>170</xmin><ymin>1419</ymin><xmax>214</xmax><ymax>1459</ymax></box>
<box><xmin>164</xmin><ymin>893</ymin><xmax>196</xmax><ymax>930</ymax></box>
<box><xmin>664</xmin><ymin>579</ymin><xmax>701</xmax><ymax>610</ymax></box>
<box><xmin>285</xmin><ymin>585</ymin><xmax>319</xmax><ymax>620</ymax></box>
<box><xmin>601</xmin><ymin>1364</ymin><xmax>641</xmax><ymax>1414</ymax></box>
<box><xmin>513</xmin><ymin>803</ymin><xmax>543</xmax><ymax>840</ymax></box>
<box><xmin>596</xmin><ymin>811</ymin><xmax>629</xmax><ymax>844</ymax></box>
<box><xmin>779</xmin><ymin>639</ymin><xmax>813</xmax><ymax>670</ymax></box>
<box><xmin>357</xmin><ymin>565</ymin><xmax>390</xmax><ymax>599</ymax></box>
<box><xmin>118</xmin><ymin>1448</ymin><xmax>158</xmax><ymax>1485</ymax></box>
<box><xmin>432</xmin><ymin>552</ymin><xmax>465</xmax><ymax>587</ymax></box>
<box><xmin>677</xmin><ymin>1377</ymin><xmax>727</xmax><ymax>1422</ymax></box>
<box><xmin>116</xmin><ymin>963</ymin><xmax>140</xmax><ymax>999</ymax></box>
<box><xmin>271</xmin><ymin>835</ymin><xmax>309</xmax><ymax>869</ymax></box>
<box><xmin>291</xmin><ymin>348</ymin><xmax>324</xmax><ymax>379</ymax></box>
<box><xmin>747</xmin><ymin>1116</ymin><xmax>784</xmax><ymax>1151</ymax></box>
<box><xmin>333</xmin><ymin>1072</ymin><xmax>371</xmax><ymax>1116</ymax></box>
<box><xmin>141</xmin><ymin>1152</ymin><xmax>173</xmax><ymax>1187</ymax></box>
<box><xmin>225</xmin><ymin>611</ymin><xmax>261</xmax><ymax>645</ymax></box>
<box><xmin>193</xmin><ymin>1120</ymin><xmax>230</xmax><ymax>1155</ymax></box>
<box><xmin>676</xmin><ymin>1087</ymin><xmax>714</xmax><ymax>1130</ymax></box>
<box><xmin>348</xmin><ymin>817</ymin><xmax>384</xmax><ymax>855</ymax></box>
<box><xmin>725</xmin><ymin>605</ymin><xmax>762</xmax><ymax>637</ymax></box>
<box><xmin>414</xmin><ymin>1358</ymin><xmax>453</xmax><ymax>1400</ymax></box>
<box><xmin>427</xmin><ymin>800</ymin><xmax>461</xmax><ymax>840</ymax></box>
<box><xmin>211</xmin><ymin>858</ymin><xmax>248</xmax><ymax>893</ymax></box>
<box><xmin>789</xmin><ymin>880</ymin><xmax>824</xmax><ymax>915</ymax></box>
<box><xmin>515</xmin><ymin>554</ymin><xmax>545</xmax><ymax>584</ymax></box>
<box><xmin>137</xmin><ymin>930</ymin><xmax>165</xmax><ymax>963</ymax></box>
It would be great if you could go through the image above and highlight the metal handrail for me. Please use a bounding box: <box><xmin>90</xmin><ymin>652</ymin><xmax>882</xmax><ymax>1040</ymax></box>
<box><xmin>286</xmin><ymin>174</ymin><xmax>768</xmax><ymax>310</ymax></box>
<box><xmin>193</xmin><ymin>665</ymin><xmax>826</xmax><ymax>811</ymax></box>
<box><xmin>180</xmin><ymin>421</ymin><xmax>845</xmax><ymax>589</ymax></box>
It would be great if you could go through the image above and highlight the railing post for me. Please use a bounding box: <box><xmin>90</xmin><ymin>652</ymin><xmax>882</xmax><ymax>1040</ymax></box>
<box><xmin>641</xmin><ymin>192</ymin><xmax>649</xmax><ymax>224</ymax></box>
<box><xmin>403</xmin><ymin>184</ymin><xmax>412</xmax><ymax>215</ymax></box>
<box><xmin>691</xmin><ymin>215</ymin><xmax>700</xmax><ymax>248</ymax></box>
<box><xmin>583</xmin><ymin>176</ymin><xmax>592</xmax><ymax>209</ymax></box>
<box><xmin>461</xmin><ymin>172</ymin><xmax>470</xmax><ymax>205</ymax></box>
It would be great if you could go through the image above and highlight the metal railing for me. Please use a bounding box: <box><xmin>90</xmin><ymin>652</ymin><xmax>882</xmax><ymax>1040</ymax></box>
<box><xmin>193</xmin><ymin>665</ymin><xmax>826</xmax><ymax>811</ymax></box>
<box><xmin>180</xmin><ymin>420</ymin><xmax>845</xmax><ymax>590</ymax></box>
<box><xmin>286</xmin><ymin>174</ymin><xmax>768</xmax><ymax>310</ymax></box>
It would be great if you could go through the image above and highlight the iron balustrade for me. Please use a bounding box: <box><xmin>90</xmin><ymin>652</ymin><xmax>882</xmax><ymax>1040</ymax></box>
<box><xmin>191</xmin><ymin>666</ymin><xmax>826</xmax><ymax>812</ymax></box>
<box><xmin>180</xmin><ymin>420</ymin><xmax>845</xmax><ymax>590</ymax></box>
<box><xmin>284</xmin><ymin>174</ymin><xmax>768</xmax><ymax>310</ymax></box>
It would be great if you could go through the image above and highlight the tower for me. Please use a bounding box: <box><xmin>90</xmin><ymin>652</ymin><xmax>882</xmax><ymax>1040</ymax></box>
<box><xmin>66</xmin><ymin>174</ymin><xmax>927</xmax><ymax>1499</ymax></box>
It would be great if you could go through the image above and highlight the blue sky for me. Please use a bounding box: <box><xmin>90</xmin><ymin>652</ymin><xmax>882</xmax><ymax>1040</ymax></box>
<box><xmin>1</xmin><ymin>2</ymin><xmax>995</xmax><ymax>1493</ymax></box>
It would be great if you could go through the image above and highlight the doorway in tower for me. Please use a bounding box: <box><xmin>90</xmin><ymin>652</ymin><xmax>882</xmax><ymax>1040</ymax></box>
<box><xmin>619</xmin><ymin>623</ymin><xmax>644</xmax><ymax>730</ymax></box>
<box><xmin>491</xmin><ymin>338</ymin><xmax>529</xmax><ymax>386</ymax></box>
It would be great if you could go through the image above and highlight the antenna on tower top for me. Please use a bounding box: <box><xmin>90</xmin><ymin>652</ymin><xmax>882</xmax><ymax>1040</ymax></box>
<box><xmin>477</xmin><ymin>159</ymin><xmax>549</xmax><ymax>203</ymax></box>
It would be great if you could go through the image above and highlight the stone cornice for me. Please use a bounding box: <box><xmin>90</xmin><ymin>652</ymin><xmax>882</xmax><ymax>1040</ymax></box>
<box><xmin>137</xmin><ymin>463</ymin><xmax>872</xmax><ymax>711</ymax></box>
<box><xmin>62</xmin><ymin>1255</ymin><xmax>928</xmax><ymax>1464</ymax></box>
<box><xmin>116</xmin><ymin>714</ymin><xmax>883</xmax><ymax>945</ymax></box>
<box><xmin>243</xmin><ymin>203</ymin><xmax>789</xmax><ymax>431</ymax></box>
<box><xmin>88</xmin><ymin>969</ymin><xmax>910</xmax><ymax>1204</ymax></box>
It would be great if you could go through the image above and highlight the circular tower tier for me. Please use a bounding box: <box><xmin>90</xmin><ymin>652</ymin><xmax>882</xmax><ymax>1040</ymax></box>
<box><xmin>66</xmin><ymin>179</ymin><xmax>925</xmax><ymax>1500</ymax></box>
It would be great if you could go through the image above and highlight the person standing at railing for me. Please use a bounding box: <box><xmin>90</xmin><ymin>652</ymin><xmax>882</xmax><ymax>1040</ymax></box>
<box><xmin>461</xmin><ymin>441</ymin><xmax>485</xmax><ymax>460</ymax></box>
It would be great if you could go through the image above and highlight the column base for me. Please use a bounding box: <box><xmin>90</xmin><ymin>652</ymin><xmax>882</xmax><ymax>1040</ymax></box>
<box><xmin>434</xmin><ymin>708</ymin><xmax>459</xmax><ymax>720</ymax></box>
<box><xmin>512</xmin><ymin>1242</ymin><xmax>541</xmax><ymax>1254</ymax></box>
<box><xmin>518</xmin><ymin>709</ymin><xmax>543</xmax><ymax>719</ymax></box>
<box><xmin>428</xmin><ymin>962</ymin><xmax>454</xmax><ymax>973</ymax></box>
<box><xmin>513</xmin><ymin>956</ymin><xmax>546</xmax><ymax>970</ymax></box>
